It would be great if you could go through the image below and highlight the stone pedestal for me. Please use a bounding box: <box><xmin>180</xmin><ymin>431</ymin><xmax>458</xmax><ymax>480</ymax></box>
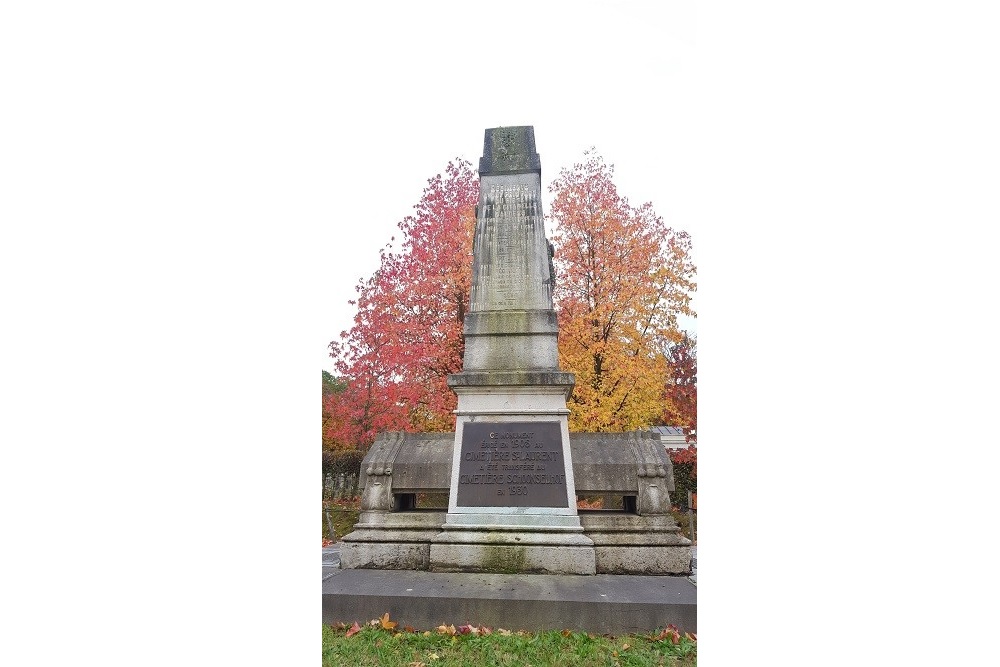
<box><xmin>429</xmin><ymin>381</ymin><xmax>595</xmax><ymax>575</ymax></box>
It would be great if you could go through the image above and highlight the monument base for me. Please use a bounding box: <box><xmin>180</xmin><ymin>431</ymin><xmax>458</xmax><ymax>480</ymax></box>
<box><xmin>580</xmin><ymin>512</ymin><xmax>693</xmax><ymax>575</ymax></box>
<box><xmin>340</xmin><ymin>511</ymin><xmax>446</xmax><ymax>571</ymax></box>
<box><xmin>429</xmin><ymin>522</ymin><xmax>596</xmax><ymax>575</ymax></box>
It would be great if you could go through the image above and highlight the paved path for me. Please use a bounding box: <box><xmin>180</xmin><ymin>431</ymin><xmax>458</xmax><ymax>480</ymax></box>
<box><xmin>322</xmin><ymin>544</ymin><xmax>341</xmax><ymax>582</ymax></box>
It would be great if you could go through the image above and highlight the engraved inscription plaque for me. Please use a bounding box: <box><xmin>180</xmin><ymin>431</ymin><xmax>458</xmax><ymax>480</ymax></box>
<box><xmin>456</xmin><ymin>421</ymin><xmax>568</xmax><ymax>507</ymax></box>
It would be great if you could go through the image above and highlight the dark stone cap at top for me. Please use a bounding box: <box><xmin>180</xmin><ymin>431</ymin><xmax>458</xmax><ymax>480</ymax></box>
<box><xmin>479</xmin><ymin>126</ymin><xmax>541</xmax><ymax>176</ymax></box>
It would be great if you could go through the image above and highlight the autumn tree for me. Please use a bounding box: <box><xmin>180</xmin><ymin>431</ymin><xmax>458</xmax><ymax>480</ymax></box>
<box><xmin>661</xmin><ymin>334</ymin><xmax>697</xmax><ymax>442</ymax></box>
<box><xmin>322</xmin><ymin>370</ymin><xmax>350</xmax><ymax>451</ymax></box>
<box><xmin>327</xmin><ymin>160</ymin><xmax>478</xmax><ymax>449</ymax></box>
<box><xmin>548</xmin><ymin>150</ymin><xmax>696</xmax><ymax>432</ymax></box>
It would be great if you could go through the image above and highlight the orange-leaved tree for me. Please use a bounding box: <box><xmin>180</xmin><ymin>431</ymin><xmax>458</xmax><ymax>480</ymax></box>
<box><xmin>549</xmin><ymin>150</ymin><xmax>696</xmax><ymax>432</ymax></box>
<box><xmin>327</xmin><ymin>160</ymin><xmax>478</xmax><ymax>449</ymax></box>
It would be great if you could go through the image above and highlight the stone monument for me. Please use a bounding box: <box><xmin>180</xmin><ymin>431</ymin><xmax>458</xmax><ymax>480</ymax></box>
<box><xmin>339</xmin><ymin>126</ymin><xmax>691</xmax><ymax>577</ymax></box>
<box><xmin>428</xmin><ymin>126</ymin><xmax>595</xmax><ymax>575</ymax></box>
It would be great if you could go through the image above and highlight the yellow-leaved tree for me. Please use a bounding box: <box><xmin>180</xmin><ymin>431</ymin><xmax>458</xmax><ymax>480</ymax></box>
<box><xmin>549</xmin><ymin>151</ymin><xmax>696</xmax><ymax>432</ymax></box>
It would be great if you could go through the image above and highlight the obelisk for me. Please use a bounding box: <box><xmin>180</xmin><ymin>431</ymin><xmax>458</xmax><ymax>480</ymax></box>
<box><xmin>429</xmin><ymin>127</ymin><xmax>596</xmax><ymax>575</ymax></box>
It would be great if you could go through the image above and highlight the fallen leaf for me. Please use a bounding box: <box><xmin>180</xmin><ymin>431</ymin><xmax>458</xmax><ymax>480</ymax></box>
<box><xmin>498</xmin><ymin>628</ymin><xmax>512</xmax><ymax>636</ymax></box>
<box><xmin>407</xmin><ymin>662</ymin><xmax>426</xmax><ymax>667</ymax></box>
<box><xmin>685</xmin><ymin>632</ymin><xmax>697</xmax><ymax>642</ymax></box>
<box><xmin>380</xmin><ymin>612</ymin><xmax>398</xmax><ymax>631</ymax></box>
<box><xmin>345</xmin><ymin>622</ymin><xmax>361</xmax><ymax>638</ymax></box>
<box><xmin>655</xmin><ymin>626</ymin><xmax>681</xmax><ymax>643</ymax></box>
<box><xmin>561</xmin><ymin>629</ymin><xmax>572</xmax><ymax>637</ymax></box>
<box><xmin>404</xmin><ymin>626</ymin><xmax>416</xmax><ymax>633</ymax></box>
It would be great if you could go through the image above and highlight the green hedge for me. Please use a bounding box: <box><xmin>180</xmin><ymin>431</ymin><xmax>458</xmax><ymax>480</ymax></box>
<box><xmin>322</xmin><ymin>449</ymin><xmax>366</xmax><ymax>481</ymax></box>
<box><xmin>668</xmin><ymin>446</ymin><xmax>697</xmax><ymax>510</ymax></box>
<box><xmin>670</xmin><ymin>462</ymin><xmax>696</xmax><ymax>510</ymax></box>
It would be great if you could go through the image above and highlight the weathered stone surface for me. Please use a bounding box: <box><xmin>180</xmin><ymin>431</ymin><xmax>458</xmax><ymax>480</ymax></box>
<box><xmin>340</xmin><ymin>541</ymin><xmax>431</xmax><ymax>571</ymax></box>
<box><xmin>461</xmin><ymin>331</ymin><xmax>560</xmax><ymax>372</ymax></box>
<box><xmin>578</xmin><ymin>512</ymin><xmax>688</xmax><ymax>541</ymax></box>
<box><xmin>340</xmin><ymin>511</ymin><xmax>448</xmax><ymax>570</ymax></box>
<box><xmin>478</xmin><ymin>126</ymin><xmax>541</xmax><ymax>176</ymax></box>
<box><xmin>579</xmin><ymin>511</ymin><xmax>692</xmax><ymax>575</ymax></box>
<box><xmin>447</xmin><ymin>370</ymin><xmax>576</xmax><ymax>388</ymax></box>
<box><xmin>352</xmin><ymin>430</ymin><xmax>679</xmax><ymax>502</ymax></box>
<box><xmin>463</xmin><ymin>309</ymin><xmax>558</xmax><ymax>335</ymax></box>
<box><xmin>593</xmin><ymin>546</ymin><xmax>693</xmax><ymax>575</ymax></box>
<box><xmin>345</xmin><ymin>510</ymin><xmax>447</xmax><ymax>533</ymax></box>
<box><xmin>375</xmin><ymin>433</ymin><xmax>453</xmax><ymax>492</ymax></box>
<box><xmin>429</xmin><ymin>543</ymin><xmax>596</xmax><ymax>575</ymax></box>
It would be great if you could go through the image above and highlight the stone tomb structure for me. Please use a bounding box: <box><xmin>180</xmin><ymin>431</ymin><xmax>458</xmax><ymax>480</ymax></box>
<box><xmin>340</xmin><ymin>126</ymin><xmax>691</xmax><ymax>576</ymax></box>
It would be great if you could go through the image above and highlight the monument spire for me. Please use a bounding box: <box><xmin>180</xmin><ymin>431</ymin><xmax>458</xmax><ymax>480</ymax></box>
<box><xmin>450</xmin><ymin>126</ymin><xmax>575</xmax><ymax>387</ymax></box>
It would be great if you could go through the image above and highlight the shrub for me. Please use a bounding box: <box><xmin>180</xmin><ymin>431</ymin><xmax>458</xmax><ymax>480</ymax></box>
<box><xmin>669</xmin><ymin>445</ymin><xmax>697</xmax><ymax>510</ymax></box>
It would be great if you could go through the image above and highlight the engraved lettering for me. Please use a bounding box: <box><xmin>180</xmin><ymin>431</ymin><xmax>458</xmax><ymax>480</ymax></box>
<box><xmin>456</xmin><ymin>422</ymin><xmax>568</xmax><ymax>507</ymax></box>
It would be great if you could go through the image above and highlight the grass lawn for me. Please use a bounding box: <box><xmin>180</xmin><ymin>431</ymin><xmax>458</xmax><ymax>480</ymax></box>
<box><xmin>323</xmin><ymin>497</ymin><xmax>361</xmax><ymax>543</ymax></box>
<box><xmin>322</xmin><ymin>620</ymin><xmax>697</xmax><ymax>666</ymax></box>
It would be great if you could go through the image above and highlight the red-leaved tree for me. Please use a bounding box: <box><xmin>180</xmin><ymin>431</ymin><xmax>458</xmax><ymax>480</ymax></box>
<box><xmin>662</xmin><ymin>334</ymin><xmax>697</xmax><ymax>443</ymax></box>
<box><xmin>327</xmin><ymin>160</ymin><xmax>478</xmax><ymax>449</ymax></box>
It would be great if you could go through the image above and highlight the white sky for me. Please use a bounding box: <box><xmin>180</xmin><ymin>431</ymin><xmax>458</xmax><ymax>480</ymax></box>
<box><xmin>321</xmin><ymin>3</ymin><xmax>701</xmax><ymax>372</ymax></box>
<box><xmin>3</xmin><ymin>2</ymin><xmax>998</xmax><ymax>664</ymax></box>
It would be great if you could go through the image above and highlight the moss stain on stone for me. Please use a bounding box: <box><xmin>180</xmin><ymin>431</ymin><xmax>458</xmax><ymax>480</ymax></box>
<box><xmin>481</xmin><ymin>545</ymin><xmax>527</xmax><ymax>574</ymax></box>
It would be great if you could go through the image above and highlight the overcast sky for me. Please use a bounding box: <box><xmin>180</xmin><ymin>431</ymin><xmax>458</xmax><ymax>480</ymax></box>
<box><xmin>320</xmin><ymin>4</ymin><xmax>703</xmax><ymax>372</ymax></box>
